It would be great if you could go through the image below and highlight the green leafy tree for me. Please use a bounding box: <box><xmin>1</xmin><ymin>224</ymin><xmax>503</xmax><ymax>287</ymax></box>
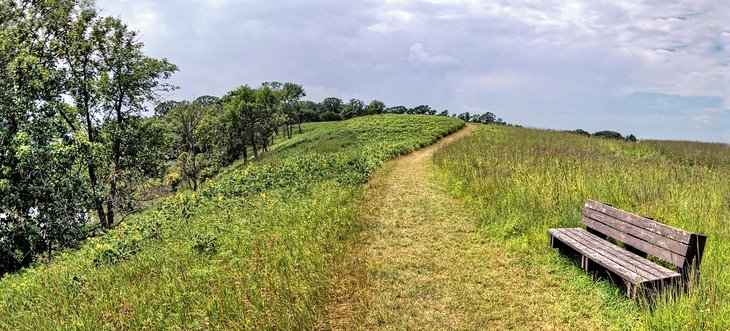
<box><xmin>223</xmin><ymin>85</ymin><xmax>274</xmax><ymax>159</ymax></box>
<box><xmin>457</xmin><ymin>112</ymin><xmax>471</xmax><ymax>122</ymax></box>
<box><xmin>593</xmin><ymin>130</ymin><xmax>624</xmax><ymax>140</ymax></box>
<box><xmin>386</xmin><ymin>106</ymin><xmax>407</xmax><ymax>114</ymax></box>
<box><xmin>366</xmin><ymin>100</ymin><xmax>386</xmax><ymax>115</ymax></box>
<box><xmin>166</xmin><ymin>102</ymin><xmax>208</xmax><ymax>191</ymax></box>
<box><xmin>92</xmin><ymin>16</ymin><xmax>178</xmax><ymax>228</ymax></box>
<box><xmin>410</xmin><ymin>105</ymin><xmax>435</xmax><ymax>115</ymax></box>
<box><xmin>0</xmin><ymin>0</ymin><xmax>93</xmax><ymax>272</ymax></box>
<box><xmin>342</xmin><ymin>99</ymin><xmax>365</xmax><ymax>119</ymax></box>
<box><xmin>320</xmin><ymin>97</ymin><xmax>343</xmax><ymax>117</ymax></box>
<box><xmin>281</xmin><ymin>83</ymin><xmax>306</xmax><ymax>137</ymax></box>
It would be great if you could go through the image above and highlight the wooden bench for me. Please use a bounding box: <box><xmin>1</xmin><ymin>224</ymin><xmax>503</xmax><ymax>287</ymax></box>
<box><xmin>548</xmin><ymin>199</ymin><xmax>707</xmax><ymax>299</ymax></box>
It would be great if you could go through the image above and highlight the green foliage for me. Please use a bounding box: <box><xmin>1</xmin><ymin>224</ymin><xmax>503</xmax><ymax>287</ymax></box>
<box><xmin>434</xmin><ymin>125</ymin><xmax>730</xmax><ymax>329</ymax></box>
<box><xmin>592</xmin><ymin>130</ymin><xmax>624</xmax><ymax>140</ymax></box>
<box><xmin>1</xmin><ymin>0</ymin><xmax>177</xmax><ymax>273</ymax></box>
<box><xmin>567</xmin><ymin>129</ymin><xmax>591</xmax><ymax>136</ymax></box>
<box><xmin>192</xmin><ymin>232</ymin><xmax>219</xmax><ymax>255</ymax></box>
<box><xmin>0</xmin><ymin>0</ymin><xmax>96</xmax><ymax>272</ymax></box>
<box><xmin>0</xmin><ymin>115</ymin><xmax>463</xmax><ymax>329</ymax></box>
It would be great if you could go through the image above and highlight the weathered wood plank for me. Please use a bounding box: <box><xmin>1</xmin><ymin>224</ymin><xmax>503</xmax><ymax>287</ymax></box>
<box><xmin>585</xmin><ymin>199</ymin><xmax>692</xmax><ymax>243</ymax></box>
<box><xmin>568</xmin><ymin>228</ymin><xmax>680</xmax><ymax>280</ymax></box>
<box><xmin>583</xmin><ymin>209</ymin><xmax>689</xmax><ymax>256</ymax></box>
<box><xmin>581</xmin><ymin>216</ymin><xmax>686</xmax><ymax>267</ymax></box>
<box><xmin>550</xmin><ymin>228</ymin><xmax>649</xmax><ymax>283</ymax></box>
<box><xmin>555</xmin><ymin>229</ymin><xmax>666</xmax><ymax>282</ymax></box>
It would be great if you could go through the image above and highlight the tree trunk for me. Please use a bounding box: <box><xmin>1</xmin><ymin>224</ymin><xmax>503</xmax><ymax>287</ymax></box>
<box><xmin>107</xmin><ymin>91</ymin><xmax>125</xmax><ymax>229</ymax></box>
<box><xmin>298</xmin><ymin>121</ymin><xmax>302</xmax><ymax>134</ymax></box>
<box><xmin>250</xmin><ymin>130</ymin><xmax>258</xmax><ymax>158</ymax></box>
<box><xmin>83</xmin><ymin>86</ymin><xmax>107</xmax><ymax>228</ymax></box>
<box><xmin>89</xmin><ymin>165</ymin><xmax>106</xmax><ymax>228</ymax></box>
<box><xmin>106</xmin><ymin>139</ymin><xmax>119</xmax><ymax>228</ymax></box>
<box><xmin>191</xmin><ymin>150</ymin><xmax>198</xmax><ymax>191</ymax></box>
<box><xmin>239</xmin><ymin>131</ymin><xmax>248</xmax><ymax>162</ymax></box>
<box><xmin>80</xmin><ymin>56</ymin><xmax>108</xmax><ymax>228</ymax></box>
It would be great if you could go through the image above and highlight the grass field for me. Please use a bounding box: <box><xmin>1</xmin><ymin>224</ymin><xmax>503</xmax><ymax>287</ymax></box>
<box><xmin>433</xmin><ymin>125</ymin><xmax>730</xmax><ymax>329</ymax></box>
<box><xmin>0</xmin><ymin>115</ymin><xmax>464</xmax><ymax>330</ymax></box>
<box><xmin>2</xmin><ymin>116</ymin><xmax>726</xmax><ymax>330</ymax></box>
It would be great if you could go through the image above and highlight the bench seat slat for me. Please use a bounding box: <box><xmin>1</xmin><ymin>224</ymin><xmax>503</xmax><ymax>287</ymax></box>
<box><xmin>583</xmin><ymin>209</ymin><xmax>689</xmax><ymax>256</ymax></box>
<box><xmin>567</xmin><ymin>228</ymin><xmax>680</xmax><ymax>280</ymax></box>
<box><xmin>549</xmin><ymin>228</ymin><xmax>652</xmax><ymax>284</ymax></box>
<box><xmin>581</xmin><ymin>216</ymin><xmax>686</xmax><ymax>267</ymax></box>
<box><xmin>553</xmin><ymin>228</ymin><xmax>666</xmax><ymax>283</ymax></box>
<box><xmin>549</xmin><ymin>228</ymin><xmax>680</xmax><ymax>284</ymax></box>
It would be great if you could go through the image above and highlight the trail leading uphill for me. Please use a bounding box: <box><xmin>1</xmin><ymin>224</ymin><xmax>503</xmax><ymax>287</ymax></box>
<box><xmin>321</xmin><ymin>125</ymin><xmax>609</xmax><ymax>330</ymax></box>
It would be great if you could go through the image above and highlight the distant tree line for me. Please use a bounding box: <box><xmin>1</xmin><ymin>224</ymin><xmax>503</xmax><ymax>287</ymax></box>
<box><xmin>566</xmin><ymin>129</ymin><xmax>638</xmax><ymax>142</ymax></box>
<box><xmin>278</xmin><ymin>97</ymin><xmax>507</xmax><ymax>126</ymax></box>
<box><xmin>155</xmin><ymin>90</ymin><xmax>510</xmax><ymax>194</ymax></box>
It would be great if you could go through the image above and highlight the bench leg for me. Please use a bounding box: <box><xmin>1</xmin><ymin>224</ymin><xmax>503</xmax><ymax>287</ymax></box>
<box><xmin>581</xmin><ymin>255</ymin><xmax>601</xmax><ymax>279</ymax></box>
<box><xmin>627</xmin><ymin>283</ymin><xmax>634</xmax><ymax>298</ymax></box>
<box><xmin>549</xmin><ymin>234</ymin><xmax>564</xmax><ymax>253</ymax></box>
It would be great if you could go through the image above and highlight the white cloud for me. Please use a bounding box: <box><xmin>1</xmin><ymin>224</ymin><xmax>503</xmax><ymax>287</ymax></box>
<box><xmin>367</xmin><ymin>9</ymin><xmax>415</xmax><ymax>33</ymax></box>
<box><xmin>407</xmin><ymin>43</ymin><xmax>457</xmax><ymax>66</ymax></box>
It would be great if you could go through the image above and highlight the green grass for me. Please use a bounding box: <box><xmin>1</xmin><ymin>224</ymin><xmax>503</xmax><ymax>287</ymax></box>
<box><xmin>0</xmin><ymin>114</ymin><xmax>464</xmax><ymax>330</ymax></box>
<box><xmin>433</xmin><ymin>125</ymin><xmax>730</xmax><ymax>329</ymax></box>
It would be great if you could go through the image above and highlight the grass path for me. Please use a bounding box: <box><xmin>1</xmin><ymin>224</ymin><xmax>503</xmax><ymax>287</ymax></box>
<box><xmin>320</xmin><ymin>125</ymin><xmax>610</xmax><ymax>330</ymax></box>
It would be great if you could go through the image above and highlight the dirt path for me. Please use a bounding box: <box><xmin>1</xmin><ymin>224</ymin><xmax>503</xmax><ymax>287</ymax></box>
<box><xmin>320</xmin><ymin>125</ymin><xmax>598</xmax><ymax>330</ymax></box>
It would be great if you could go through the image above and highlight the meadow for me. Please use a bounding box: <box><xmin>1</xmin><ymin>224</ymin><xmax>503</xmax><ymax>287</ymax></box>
<box><xmin>0</xmin><ymin>114</ymin><xmax>464</xmax><ymax>330</ymax></box>
<box><xmin>433</xmin><ymin>125</ymin><xmax>730</xmax><ymax>329</ymax></box>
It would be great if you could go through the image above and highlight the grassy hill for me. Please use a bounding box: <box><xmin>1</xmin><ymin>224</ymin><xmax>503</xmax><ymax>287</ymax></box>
<box><xmin>433</xmin><ymin>125</ymin><xmax>730</xmax><ymax>329</ymax></box>
<box><xmin>3</xmin><ymin>115</ymin><xmax>727</xmax><ymax>330</ymax></box>
<box><xmin>0</xmin><ymin>114</ymin><xmax>464</xmax><ymax>330</ymax></box>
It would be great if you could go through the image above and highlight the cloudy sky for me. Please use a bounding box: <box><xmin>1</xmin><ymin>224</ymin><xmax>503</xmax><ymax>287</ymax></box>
<box><xmin>97</xmin><ymin>0</ymin><xmax>729</xmax><ymax>142</ymax></box>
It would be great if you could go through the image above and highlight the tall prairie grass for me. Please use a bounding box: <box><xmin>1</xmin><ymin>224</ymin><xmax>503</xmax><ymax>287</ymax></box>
<box><xmin>433</xmin><ymin>125</ymin><xmax>730</xmax><ymax>329</ymax></box>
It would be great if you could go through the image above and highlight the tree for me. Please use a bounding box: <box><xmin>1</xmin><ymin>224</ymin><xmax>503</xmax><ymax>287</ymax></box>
<box><xmin>319</xmin><ymin>110</ymin><xmax>342</xmax><ymax>121</ymax></box>
<box><xmin>457</xmin><ymin>112</ymin><xmax>471</xmax><ymax>122</ymax></box>
<box><xmin>365</xmin><ymin>100</ymin><xmax>386</xmax><ymax>115</ymax></box>
<box><xmin>438</xmin><ymin>109</ymin><xmax>450</xmax><ymax>116</ymax></box>
<box><xmin>299</xmin><ymin>100</ymin><xmax>319</xmax><ymax>122</ymax></box>
<box><xmin>166</xmin><ymin>102</ymin><xmax>207</xmax><ymax>191</ymax></box>
<box><xmin>568</xmin><ymin>129</ymin><xmax>590</xmax><ymax>136</ymax></box>
<box><xmin>386</xmin><ymin>106</ymin><xmax>407</xmax><ymax>114</ymax></box>
<box><xmin>410</xmin><ymin>105</ymin><xmax>435</xmax><ymax>115</ymax></box>
<box><xmin>223</xmin><ymin>84</ymin><xmax>283</xmax><ymax>159</ymax></box>
<box><xmin>342</xmin><ymin>99</ymin><xmax>365</xmax><ymax>119</ymax></box>
<box><xmin>593</xmin><ymin>130</ymin><xmax>624</xmax><ymax>140</ymax></box>
<box><xmin>280</xmin><ymin>83</ymin><xmax>306</xmax><ymax>137</ymax></box>
<box><xmin>0</xmin><ymin>0</ymin><xmax>94</xmax><ymax>272</ymax></box>
<box><xmin>92</xmin><ymin>16</ymin><xmax>178</xmax><ymax>228</ymax></box>
<box><xmin>320</xmin><ymin>97</ymin><xmax>343</xmax><ymax>115</ymax></box>
<box><xmin>59</xmin><ymin>5</ymin><xmax>112</xmax><ymax>230</ymax></box>
<box><xmin>471</xmin><ymin>112</ymin><xmax>496</xmax><ymax>124</ymax></box>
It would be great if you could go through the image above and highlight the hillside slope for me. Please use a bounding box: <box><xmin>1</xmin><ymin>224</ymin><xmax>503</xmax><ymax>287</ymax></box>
<box><xmin>0</xmin><ymin>115</ymin><xmax>464</xmax><ymax>330</ymax></box>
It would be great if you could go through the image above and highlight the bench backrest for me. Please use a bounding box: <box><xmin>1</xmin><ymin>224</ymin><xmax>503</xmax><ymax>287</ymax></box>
<box><xmin>581</xmin><ymin>199</ymin><xmax>707</xmax><ymax>278</ymax></box>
